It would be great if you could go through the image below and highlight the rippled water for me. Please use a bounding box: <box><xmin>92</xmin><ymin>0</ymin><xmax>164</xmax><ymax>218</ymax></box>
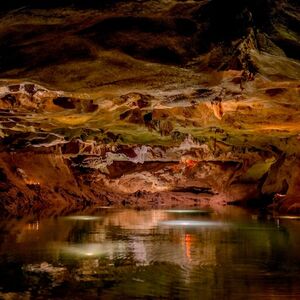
<box><xmin>1</xmin><ymin>207</ymin><xmax>300</xmax><ymax>299</ymax></box>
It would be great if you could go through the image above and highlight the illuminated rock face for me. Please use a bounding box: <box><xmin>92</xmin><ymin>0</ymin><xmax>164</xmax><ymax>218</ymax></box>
<box><xmin>0</xmin><ymin>0</ymin><xmax>299</xmax><ymax>214</ymax></box>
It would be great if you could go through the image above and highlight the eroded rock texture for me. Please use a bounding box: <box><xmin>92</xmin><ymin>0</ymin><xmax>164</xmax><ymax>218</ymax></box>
<box><xmin>0</xmin><ymin>0</ymin><xmax>300</xmax><ymax>214</ymax></box>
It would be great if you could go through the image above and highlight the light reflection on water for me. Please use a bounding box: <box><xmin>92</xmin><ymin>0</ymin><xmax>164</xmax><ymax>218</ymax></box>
<box><xmin>159</xmin><ymin>220</ymin><xmax>227</xmax><ymax>227</ymax></box>
<box><xmin>62</xmin><ymin>215</ymin><xmax>103</xmax><ymax>221</ymax></box>
<box><xmin>0</xmin><ymin>207</ymin><xmax>300</xmax><ymax>299</ymax></box>
<box><xmin>164</xmin><ymin>209</ymin><xmax>212</xmax><ymax>215</ymax></box>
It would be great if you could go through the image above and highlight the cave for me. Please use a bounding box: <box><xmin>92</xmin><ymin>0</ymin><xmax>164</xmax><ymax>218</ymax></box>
<box><xmin>0</xmin><ymin>0</ymin><xmax>300</xmax><ymax>299</ymax></box>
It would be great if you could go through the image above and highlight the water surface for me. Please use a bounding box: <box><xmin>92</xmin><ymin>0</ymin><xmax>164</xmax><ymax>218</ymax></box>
<box><xmin>1</xmin><ymin>207</ymin><xmax>300</xmax><ymax>299</ymax></box>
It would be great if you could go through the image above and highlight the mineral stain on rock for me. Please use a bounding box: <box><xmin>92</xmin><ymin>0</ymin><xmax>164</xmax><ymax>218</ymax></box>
<box><xmin>0</xmin><ymin>0</ymin><xmax>300</xmax><ymax>215</ymax></box>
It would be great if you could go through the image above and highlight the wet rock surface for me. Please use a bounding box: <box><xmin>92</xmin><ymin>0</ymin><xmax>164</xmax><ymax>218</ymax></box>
<box><xmin>0</xmin><ymin>0</ymin><xmax>299</xmax><ymax>215</ymax></box>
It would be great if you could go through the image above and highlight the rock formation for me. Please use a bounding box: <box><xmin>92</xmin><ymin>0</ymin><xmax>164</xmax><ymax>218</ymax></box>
<box><xmin>0</xmin><ymin>0</ymin><xmax>299</xmax><ymax>215</ymax></box>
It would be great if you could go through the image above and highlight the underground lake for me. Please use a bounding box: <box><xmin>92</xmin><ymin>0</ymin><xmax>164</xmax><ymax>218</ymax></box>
<box><xmin>1</xmin><ymin>207</ymin><xmax>300</xmax><ymax>299</ymax></box>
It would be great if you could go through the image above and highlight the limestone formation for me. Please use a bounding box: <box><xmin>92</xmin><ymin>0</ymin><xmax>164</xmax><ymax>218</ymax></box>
<box><xmin>0</xmin><ymin>0</ymin><xmax>299</xmax><ymax>214</ymax></box>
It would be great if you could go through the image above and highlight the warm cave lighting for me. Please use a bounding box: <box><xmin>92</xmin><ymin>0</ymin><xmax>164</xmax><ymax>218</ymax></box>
<box><xmin>26</xmin><ymin>221</ymin><xmax>39</xmax><ymax>231</ymax></box>
<box><xmin>25</xmin><ymin>180</ymin><xmax>40</xmax><ymax>185</ymax></box>
<box><xmin>62</xmin><ymin>215</ymin><xmax>102</xmax><ymax>221</ymax></box>
<box><xmin>181</xmin><ymin>158</ymin><xmax>198</xmax><ymax>168</ymax></box>
<box><xmin>159</xmin><ymin>220</ymin><xmax>226</xmax><ymax>227</ymax></box>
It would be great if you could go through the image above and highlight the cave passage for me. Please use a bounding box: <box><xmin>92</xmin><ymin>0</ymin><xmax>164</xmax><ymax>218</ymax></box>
<box><xmin>0</xmin><ymin>0</ymin><xmax>300</xmax><ymax>298</ymax></box>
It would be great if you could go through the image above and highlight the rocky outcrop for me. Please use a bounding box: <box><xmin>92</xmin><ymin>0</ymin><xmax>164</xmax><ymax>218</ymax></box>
<box><xmin>0</xmin><ymin>0</ymin><xmax>299</xmax><ymax>214</ymax></box>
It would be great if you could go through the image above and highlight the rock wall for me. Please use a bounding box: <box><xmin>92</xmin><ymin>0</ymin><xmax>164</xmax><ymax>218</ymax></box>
<box><xmin>0</xmin><ymin>0</ymin><xmax>299</xmax><ymax>214</ymax></box>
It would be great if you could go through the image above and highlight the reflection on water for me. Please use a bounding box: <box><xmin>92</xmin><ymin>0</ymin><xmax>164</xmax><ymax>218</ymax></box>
<box><xmin>0</xmin><ymin>207</ymin><xmax>300</xmax><ymax>299</ymax></box>
<box><xmin>62</xmin><ymin>216</ymin><xmax>103</xmax><ymax>221</ymax></box>
<box><xmin>164</xmin><ymin>209</ymin><xmax>212</xmax><ymax>215</ymax></box>
<box><xmin>159</xmin><ymin>220</ymin><xmax>227</xmax><ymax>227</ymax></box>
